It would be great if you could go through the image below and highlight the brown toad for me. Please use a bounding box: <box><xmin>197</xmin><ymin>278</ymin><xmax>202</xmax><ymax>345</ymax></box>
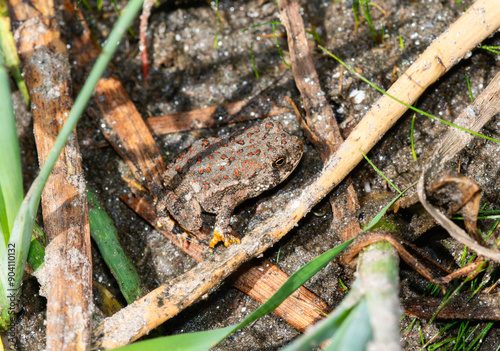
<box><xmin>156</xmin><ymin>119</ymin><xmax>304</xmax><ymax>247</ymax></box>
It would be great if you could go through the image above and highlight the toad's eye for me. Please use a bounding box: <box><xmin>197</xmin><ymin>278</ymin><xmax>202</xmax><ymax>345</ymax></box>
<box><xmin>272</xmin><ymin>156</ymin><xmax>287</xmax><ymax>169</ymax></box>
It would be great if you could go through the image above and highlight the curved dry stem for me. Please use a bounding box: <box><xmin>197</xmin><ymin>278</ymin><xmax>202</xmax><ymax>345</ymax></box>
<box><xmin>418</xmin><ymin>71</ymin><xmax>500</xmax><ymax>262</ymax></box>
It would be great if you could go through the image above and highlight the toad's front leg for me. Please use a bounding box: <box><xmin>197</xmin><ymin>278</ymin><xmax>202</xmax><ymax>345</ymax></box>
<box><xmin>156</xmin><ymin>189</ymin><xmax>203</xmax><ymax>232</ymax></box>
<box><xmin>210</xmin><ymin>195</ymin><xmax>243</xmax><ymax>247</ymax></box>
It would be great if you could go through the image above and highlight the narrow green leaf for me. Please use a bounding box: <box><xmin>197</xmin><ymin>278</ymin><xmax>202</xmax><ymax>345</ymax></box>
<box><xmin>359</xmin><ymin>149</ymin><xmax>401</xmax><ymax>194</ymax></box>
<box><xmin>110</xmin><ymin>0</ymin><xmax>136</xmax><ymax>38</ymax></box>
<box><xmin>325</xmin><ymin>299</ymin><xmax>372</xmax><ymax>351</ymax></box>
<box><xmin>88</xmin><ymin>190</ymin><xmax>142</xmax><ymax>303</ymax></box>
<box><xmin>410</xmin><ymin>114</ymin><xmax>417</xmax><ymax>161</ymax></box>
<box><xmin>0</xmin><ymin>46</ymin><xmax>23</xmax><ymax>247</ymax></box>
<box><xmin>213</xmin><ymin>0</ymin><xmax>221</xmax><ymax>49</ymax></box>
<box><xmin>115</xmin><ymin>326</ymin><xmax>234</xmax><ymax>351</ymax></box>
<box><xmin>351</xmin><ymin>0</ymin><xmax>360</xmax><ymax>29</ymax></box>
<box><xmin>250</xmin><ymin>41</ymin><xmax>259</xmax><ymax>79</ymax></box>
<box><xmin>243</xmin><ymin>21</ymin><xmax>282</xmax><ymax>32</ymax></box>
<box><xmin>272</xmin><ymin>22</ymin><xmax>290</xmax><ymax>69</ymax></box>
<box><xmin>115</xmin><ymin>239</ymin><xmax>354</xmax><ymax>351</ymax></box>
<box><xmin>359</xmin><ymin>0</ymin><xmax>380</xmax><ymax>43</ymax></box>
<box><xmin>319</xmin><ymin>46</ymin><xmax>500</xmax><ymax>144</ymax></box>
<box><xmin>465</xmin><ymin>74</ymin><xmax>474</xmax><ymax>103</ymax></box>
<box><xmin>227</xmin><ymin>238</ymin><xmax>354</xmax><ymax>334</ymax></box>
<box><xmin>28</xmin><ymin>223</ymin><xmax>46</xmax><ymax>272</ymax></box>
<box><xmin>480</xmin><ymin>45</ymin><xmax>500</xmax><ymax>54</ymax></box>
<box><xmin>283</xmin><ymin>302</ymin><xmax>355</xmax><ymax>351</ymax></box>
<box><xmin>0</xmin><ymin>0</ymin><xmax>144</xmax><ymax>329</ymax></box>
<box><xmin>305</xmin><ymin>29</ymin><xmax>322</xmax><ymax>45</ymax></box>
<box><xmin>0</xmin><ymin>0</ymin><xmax>29</xmax><ymax>105</ymax></box>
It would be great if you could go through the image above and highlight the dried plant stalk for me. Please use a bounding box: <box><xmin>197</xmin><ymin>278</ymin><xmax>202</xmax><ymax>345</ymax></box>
<box><xmin>147</xmin><ymin>97</ymin><xmax>288</xmax><ymax>135</ymax></box>
<box><xmin>278</xmin><ymin>0</ymin><xmax>362</xmax><ymax>242</ymax></box>
<box><xmin>418</xmin><ymin>71</ymin><xmax>500</xmax><ymax>262</ymax></box>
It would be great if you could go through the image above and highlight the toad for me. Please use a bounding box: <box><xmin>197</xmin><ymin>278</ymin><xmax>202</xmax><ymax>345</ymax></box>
<box><xmin>156</xmin><ymin>119</ymin><xmax>304</xmax><ymax>247</ymax></box>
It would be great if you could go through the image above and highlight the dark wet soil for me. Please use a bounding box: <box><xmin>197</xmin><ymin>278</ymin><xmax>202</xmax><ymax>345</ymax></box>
<box><xmin>10</xmin><ymin>0</ymin><xmax>500</xmax><ymax>350</ymax></box>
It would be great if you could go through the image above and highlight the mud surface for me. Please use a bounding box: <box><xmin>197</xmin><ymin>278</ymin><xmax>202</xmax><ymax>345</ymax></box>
<box><xmin>10</xmin><ymin>0</ymin><xmax>500</xmax><ymax>350</ymax></box>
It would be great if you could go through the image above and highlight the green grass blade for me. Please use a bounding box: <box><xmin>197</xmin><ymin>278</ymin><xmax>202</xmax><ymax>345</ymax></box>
<box><xmin>228</xmin><ymin>238</ymin><xmax>353</xmax><ymax>333</ymax></box>
<box><xmin>410</xmin><ymin>114</ymin><xmax>417</xmax><ymax>161</ymax></box>
<box><xmin>0</xmin><ymin>0</ymin><xmax>144</xmax><ymax>329</ymax></box>
<box><xmin>116</xmin><ymin>326</ymin><xmax>235</xmax><ymax>351</ymax></box>
<box><xmin>250</xmin><ymin>41</ymin><xmax>259</xmax><ymax>78</ymax></box>
<box><xmin>480</xmin><ymin>45</ymin><xmax>500</xmax><ymax>54</ymax></box>
<box><xmin>319</xmin><ymin>46</ymin><xmax>500</xmax><ymax>144</ymax></box>
<box><xmin>272</xmin><ymin>22</ymin><xmax>291</xmax><ymax>69</ymax></box>
<box><xmin>115</xmin><ymin>239</ymin><xmax>354</xmax><ymax>351</ymax></box>
<box><xmin>243</xmin><ymin>21</ymin><xmax>282</xmax><ymax>32</ymax></box>
<box><xmin>359</xmin><ymin>0</ymin><xmax>379</xmax><ymax>43</ymax></box>
<box><xmin>88</xmin><ymin>190</ymin><xmax>142</xmax><ymax>304</ymax></box>
<box><xmin>288</xmin><ymin>238</ymin><xmax>397</xmax><ymax>351</ymax></box>
<box><xmin>0</xmin><ymin>177</ymin><xmax>40</xmax><ymax>329</ymax></box>
<box><xmin>283</xmin><ymin>302</ymin><xmax>356</xmax><ymax>351</ymax></box>
<box><xmin>325</xmin><ymin>299</ymin><xmax>372</xmax><ymax>351</ymax></box>
<box><xmin>351</xmin><ymin>0</ymin><xmax>360</xmax><ymax>30</ymax></box>
<box><xmin>110</xmin><ymin>0</ymin><xmax>136</xmax><ymax>38</ymax></box>
<box><xmin>27</xmin><ymin>223</ymin><xmax>46</xmax><ymax>272</ymax></box>
<box><xmin>291</xmin><ymin>241</ymin><xmax>398</xmax><ymax>351</ymax></box>
<box><xmin>212</xmin><ymin>0</ymin><xmax>222</xmax><ymax>49</ymax></box>
<box><xmin>467</xmin><ymin>322</ymin><xmax>493</xmax><ymax>350</ymax></box>
<box><xmin>0</xmin><ymin>0</ymin><xmax>29</xmax><ymax>105</ymax></box>
<box><xmin>359</xmin><ymin>149</ymin><xmax>401</xmax><ymax>194</ymax></box>
<box><xmin>362</xmin><ymin>182</ymin><xmax>416</xmax><ymax>232</ymax></box>
<box><xmin>0</xmin><ymin>47</ymin><xmax>23</xmax><ymax>248</ymax></box>
<box><xmin>305</xmin><ymin>29</ymin><xmax>321</xmax><ymax>45</ymax></box>
<box><xmin>465</xmin><ymin>74</ymin><xmax>474</xmax><ymax>103</ymax></box>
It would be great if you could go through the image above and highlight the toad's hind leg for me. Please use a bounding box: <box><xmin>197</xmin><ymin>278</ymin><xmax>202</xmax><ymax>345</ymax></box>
<box><xmin>156</xmin><ymin>190</ymin><xmax>203</xmax><ymax>232</ymax></box>
<box><xmin>210</xmin><ymin>196</ymin><xmax>242</xmax><ymax>247</ymax></box>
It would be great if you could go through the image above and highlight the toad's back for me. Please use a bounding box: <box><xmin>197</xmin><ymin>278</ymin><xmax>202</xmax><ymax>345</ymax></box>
<box><xmin>157</xmin><ymin>119</ymin><xmax>303</xmax><ymax>246</ymax></box>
